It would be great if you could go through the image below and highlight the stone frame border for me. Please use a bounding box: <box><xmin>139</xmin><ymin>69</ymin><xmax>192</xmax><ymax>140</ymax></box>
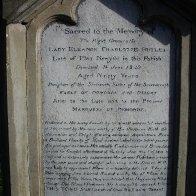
<box><xmin>6</xmin><ymin>0</ymin><xmax>190</xmax><ymax>195</ymax></box>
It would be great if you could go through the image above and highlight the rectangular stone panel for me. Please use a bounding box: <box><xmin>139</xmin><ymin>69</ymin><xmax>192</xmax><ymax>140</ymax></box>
<box><xmin>41</xmin><ymin>0</ymin><xmax>176</xmax><ymax>195</ymax></box>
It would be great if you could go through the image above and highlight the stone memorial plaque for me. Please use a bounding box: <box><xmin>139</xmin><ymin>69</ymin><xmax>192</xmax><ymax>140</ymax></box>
<box><xmin>41</xmin><ymin>0</ymin><xmax>175</xmax><ymax>195</ymax></box>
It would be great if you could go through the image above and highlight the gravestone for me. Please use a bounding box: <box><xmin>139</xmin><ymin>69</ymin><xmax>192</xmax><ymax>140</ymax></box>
<box><xmin>6</xmin><ymin>0</ymin><xmax>190</xmax><ymax>196</ymax></box>
<box><xmin>42</xmin><ymin>1</ymin><xmax>175</xmax><ymax>195</ymax></box>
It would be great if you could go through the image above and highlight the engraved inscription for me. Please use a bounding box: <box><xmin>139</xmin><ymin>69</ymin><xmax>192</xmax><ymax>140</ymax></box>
<box><xmin>41</xmin><ymin>0</ymin><xmax>175</xmax><ymax>195</ymax></box>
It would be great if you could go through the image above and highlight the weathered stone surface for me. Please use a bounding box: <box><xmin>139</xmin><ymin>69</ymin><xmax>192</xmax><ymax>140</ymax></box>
<box><xmin>41</xmin><ymin>0</ymin><xmax>175</xmax><ymax>195</ymax></box>
<box><xmin>6</xmin><ymin>24</ymin><xmax>30</xmax><ymax>196</ymax></box>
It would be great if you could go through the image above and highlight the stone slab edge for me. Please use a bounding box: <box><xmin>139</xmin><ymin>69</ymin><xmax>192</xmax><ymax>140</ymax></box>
<box><xmin>6</xmin><ymin>24</ymin><xmax>30</xmax><ymax>196</ymax></box>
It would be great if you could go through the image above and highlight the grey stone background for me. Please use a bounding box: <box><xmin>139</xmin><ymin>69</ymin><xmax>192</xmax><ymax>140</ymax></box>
<box><xmin>2</xmin><ymin>0</ymin><xmax>196</xmax><ymax>18</ymax></box>
<box><xmin>3</xmin><ymin>0</ymin><xmax>27</xmax><ymax>18</ymax></box>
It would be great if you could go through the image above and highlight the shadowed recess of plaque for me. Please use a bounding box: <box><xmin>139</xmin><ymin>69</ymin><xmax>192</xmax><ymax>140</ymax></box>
<box><xmin>41</xmin><ymin>0</ymin><xmax>176</xmax><ymax>196</ymax></box>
